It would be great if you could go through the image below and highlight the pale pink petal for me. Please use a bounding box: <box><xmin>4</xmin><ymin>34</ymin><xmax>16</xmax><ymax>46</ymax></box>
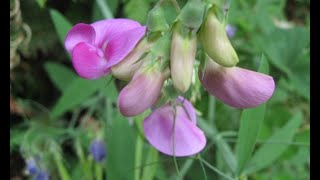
<box><xmin>72</xmin><ymin>42</ymin><xmax>110</xmax><ymax>79</ymax></box>
<box><xmin>91</xmin><ymin>19</ymin><xmax>143</xmax><ymax>47</ymax></box>
<box><xmin>143</xmin><ymin>104</ymin><xmax>206</xmax><ymax>157</ymax></box>
<box><xmin>176</xmin><ymin>96</ymin><xmax>196</xmax><ymax>123</ymax></box>
<box><xmin>64</xmin><ymin>23</ymin><xmax>96</xmax><ymax>53</ymax></box>
<box><xmin>118</xmin><ymin>69</ymin><xmax>165</xmax><ymax>117</ymax></box>
<box><xmin>199</xmin><ymin>60</ymin><xmax>275</xmax><ymax>108</ymax></box>
<box><xmin>105</xmin><ymin>26</ymin><xmax>146</xmax><ymax>68</ymax></box>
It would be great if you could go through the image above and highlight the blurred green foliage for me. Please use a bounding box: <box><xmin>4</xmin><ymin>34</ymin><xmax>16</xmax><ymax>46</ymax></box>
<box><xmin>10</xmin><ymin>0</ymin><xmax>309</xmax><ymax>179</ymax></box>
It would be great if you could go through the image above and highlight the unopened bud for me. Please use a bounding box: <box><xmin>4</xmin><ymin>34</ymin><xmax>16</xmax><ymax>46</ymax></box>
<box><xmin>25</xmin><ymin>157</ymin><xmax>39</xmax><ymax>175</ymax></box>
<box><xmin>34</xmin><ymin>170</ymin><xmax>49</xmax><ymax>180</ymax></box>
<box><xmin>112</xmin><ymin>38</ymin><xmax>153</xmax><ymax>81</ymax></box>
<box><xmin>118</xmin><ymin>59</ymin><xmax>167</xmax><ymax>117</ymax></box>
<box><xmin>199</xmin><ymin>8</ymin><xmax>239</xmax><ymax>67</ymax></box>
<box><xmin>170</xmin><ymin>23</ymin><xmax>196</xmax><ymax>93</ymax></box>
<box><xmin>226</xmin><ymin>24</ymin><xmax>237</xmax><ymax>38</ymax></box>
<box><xmin>89</xmin><ymin>138</ymin><xmax>107</xmax><ymax>163</ymax></box>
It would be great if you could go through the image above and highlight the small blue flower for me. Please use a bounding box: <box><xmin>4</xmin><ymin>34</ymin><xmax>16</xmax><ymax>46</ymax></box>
<box><xmin>89</xmin><ymin>138</ymin><xmax>107</xmax><ymax>163</ymax></box>
<box><xmin>34</xmin><ymin>170</ymin><xmax>49</xmax><ymax>180</ymax></box>
<box><xmin>26</xmin><ymin>157</ymin><xmax>39</xmax><ymax>175</ymax></box>
<box><xmin>226</xmin><ymin>24</ymin><xmax>237</xmax><ymax>38</ymax></box>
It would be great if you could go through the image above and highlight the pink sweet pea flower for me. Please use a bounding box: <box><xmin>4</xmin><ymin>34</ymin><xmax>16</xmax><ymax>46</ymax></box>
<box><xmin>143</xmin><ymin>97</ymin><xmax>206</xmax><ymax>157</ymax></box>
<box><xmin>199</xmin><ymin>59</ymin><xmax>275</xmax><ymax>108</ymax></box>
<box><xmin>64</xmin><ymin>19</ymin><xmax>146</xmax><ymax>79</ymax></box>
<box><xmin>118</xmin><ymin>64</ymin><xmax>167</xmax><ymax>117</ymax></box>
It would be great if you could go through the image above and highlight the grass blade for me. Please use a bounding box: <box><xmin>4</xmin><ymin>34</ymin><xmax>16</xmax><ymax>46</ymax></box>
<box><xmin>51</xmin><ymin>77</ymin><xmax>107</xmax><ymax>118</ymax></box>
<box><xmin>197</xmin><ymin>118</ymin><xmax>237</xmax><ymax>173</ymax></box>
<box><xmin>244</xmin><ymin>112</ymin><xmax>303</xmax><ymax>174</ymax></box>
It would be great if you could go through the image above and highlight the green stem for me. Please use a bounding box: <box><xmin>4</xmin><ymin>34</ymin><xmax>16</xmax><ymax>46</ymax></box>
<box><xmin>199</xmin><ymin>157</ymin><xmax>234</xmax><ymax>180</ymax></box>
<box><xmin>88</xmin><ymin>157</ymin><xmax>94</xmax><ymax>180</ymax></box>
<box><xmin>105</xmin><ymin>98</ymin><xmax>113</xmax><ymax>125</ymax></box>
<box><xmin>134</xmin><ymin>135</ymin><xmax>143</xmax><ymax>180</ymax></box>
<box><xmin>68</xmin><ymin>108</ymin><xmax>81</xmax><ymax>129</ymax></box>
<box><xmin>75</xmin><ymin>140</ymin><xmax>93</xmax><ymax>179</ymax></box>
<box><xmin>134</xmin><ymin>115</ymin><xmax>144</xmax><ymax>180</ymax></box>
<box><xmin>179</xmin><ymin>158</ymin><xmax>194</xmax><ymax>178</ymax></box>
<box><xmin>95</xmin><ymin>163</ymin><xmax>103</xmax><ymax>180</ymax></box>
<box><xmin>96</xmin><ymin>0</ymin><xmax>113</xmax><ymax>19</ymax></box>
<box><xmin>53</xmin><ymin>152</ymin><xmax>71</xmax><ymax>180</ymax></box>
<box><xmin>208</xmin><ymin>96</ymin><xmax>216</xmax><ymax>126</ymax></box>
<box><xmin>172</xmin><ymin>106</ymin><xmax>181</xmax><ymax>178</ymax></box>
<box><xmin>170</xmin><ymin>0</ymin><xmax>181</xmax><ymax>12</ymax></box>
<box><xmin>198</xmin><ymin>155</ymin><xmax>208</xmax><ymax>180</ymax></box>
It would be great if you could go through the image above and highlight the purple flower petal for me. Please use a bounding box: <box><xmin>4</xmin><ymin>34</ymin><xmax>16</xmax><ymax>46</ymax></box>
<box><xmin>91</xmin><ymin>19</ymin><xmax>143</xmax><ymax>48</ymax></box>
<box><xmin>199</xmin><ymin>60</ymin><xmax>275</xmax><ymax>108</ymax></box>
<box><xmin>105</xmin><ymin>26</ymin><xmax>146</xmax><ymax>68</ymax></box>
<box><xmin>143</xmin><ymin>101</ymin><xmax>206</xmax><ymax>157</ymax></box>
<box><xmin>72</xmin><ymin>42</ymin><xmax>110</xmax><ymax>79</ymax></box>
<box><xmin>226</xmin><ymin>24</ymin><xmax>237</xmax><ymax>38</ymax></box>
<box><xmin>118</xmin><ymin>68</ymin><xmax>165</xmax><ymax>117</ymax></box>
<box><xmin>64</xmin><ymin>23</ymin><xmax>96</xmax><ymax>53</ymax></box>
<box><xmin>25</xmin><ymin>157</ymin><xmax>39</xmax><ymax>175</ymax></box>
<box><xmin>34</xmin><ymin>170</ymin><xmax>49</xmax><ymax>180</ymax></box>
<box><xmin>176</xmin><ymin>96</ymin><xmax>196</xmax><ymax>123</ymax></box>
<box><xmin>89</xmin><ymin>139</ymin><xmax>107</xmax><ymax>163</ymax></box>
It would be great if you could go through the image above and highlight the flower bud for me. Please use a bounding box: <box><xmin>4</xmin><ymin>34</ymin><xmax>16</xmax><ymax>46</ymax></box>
<box><xmin>34</xmin><ymin>170</ymin><xmax>49</xmax><ymax>180</ymax></box>
<box><xmin>199</xmin><ymin>8</ymin><xmax>239</xmax><ymax>67</ymax></box>
<box><xmin>111</xmin><ymin>38</ymin><xmax>153</xmax><ymax>81</ymax></box>
<box><xmin>178</xmin><ymin>0</ymin><xmax>205</xmax><ymax>31</ymax></box>
<box><xmin>89</xmin><ymin>138</ymin><xmax>107</xmax><ymax>163</ymax></box>
<box><xmin>118</xmin><ymin>60</ymin><xmax>166</xmax><ymax>117</ymax></box>
<box><xmin>226</xmin><ymin>24</ymin><xmax>237</xmax><ymax>38</ymax></box>
<box><xmin>170</xmin><ymin>23</ymin><xmax>196</xmax><ymax>93</ymax></box>
<box><xmin>25</xmin><ymin>157</ymin><xmax>39</xmax><ymax>175</ymax></box>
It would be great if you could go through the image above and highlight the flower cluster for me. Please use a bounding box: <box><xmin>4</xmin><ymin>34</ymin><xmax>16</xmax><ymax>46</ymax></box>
<box><xmin>25</xmin><ymin>157</ymin><xmax>50</xmax><ymax>180</ymax></box>
<box><xmin>64</xmin><ymin>1</ymin><xmax>275</xmax><ymax>157</ymax></box>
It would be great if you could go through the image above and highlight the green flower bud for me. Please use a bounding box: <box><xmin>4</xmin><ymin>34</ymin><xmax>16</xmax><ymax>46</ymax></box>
<box><xmin>199</xmin><ymin>8</ymin><xmax>239</xmax><ymax>67</ymax></box>
<box><xmin>170</xmin><ymin>23</ymin><xmax>196</xmax><ymax>93</ymax></box>
<box><xmin>147</xmin><ymin>6</ymin><xmax>169</xmax><ymax>33</ymax></box>
<box><xmin>179</xmin><ymin>0</ymin><xmax>205</xmax><ymax>31</ymax></box>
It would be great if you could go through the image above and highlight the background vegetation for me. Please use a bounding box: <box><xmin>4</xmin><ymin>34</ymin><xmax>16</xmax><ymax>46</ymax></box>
<box><xmin>10</xmin><ymin>0</ymin><xmax>310</xmax><ymax>179</ymax></box>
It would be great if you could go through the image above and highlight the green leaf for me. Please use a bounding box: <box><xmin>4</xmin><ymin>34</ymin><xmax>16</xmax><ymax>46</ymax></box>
<box><xmin>106</xmin><ymin>114</ymin><xmax>136</xmax><ymax>180</ymax></box>
<box><xmin>141</xmin><ymin>147</ymin><xmax>159</xmax><ymax>180</ymax></box>
<box><xmin>257</xmin><ymin>27</ymin><xmax>310</xmax><ymax>100</ymax></box>
<box><xmin>101</xmin><ymin>79</ymin><xmax>118</xmax><ymax>102</ymax></box>
<box><xmin>235</xmin><ymin>56</ymin><xmax>269</xmax><ymax>175</ymax></box>
<box><xmin>51</xmin><ymin>77</ymin><xmax>108</xmax><ymax>118</ymax></box>
<box><xmin>35</xmin><ymin>0</ymin><xmax>47</xmax><ymax>8</ymax></box>
<box><xmin>124</xmin><ymin>0</ymin><xmax>150</xmax><ymax>23</ymax></box>
<box><xmin>44</xmin><ymin>62</ymin><xmax>77</xmax><ymax>92</ymax></box>
<box><xmin>49</xmin><ymin>9</ymin><xmax>72</xmax><ymax>47</ymax></box>
<box><xmin>244</xmin><ymin>112</ymin><xmax>303</xmax><ymax>174</ymax></box>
